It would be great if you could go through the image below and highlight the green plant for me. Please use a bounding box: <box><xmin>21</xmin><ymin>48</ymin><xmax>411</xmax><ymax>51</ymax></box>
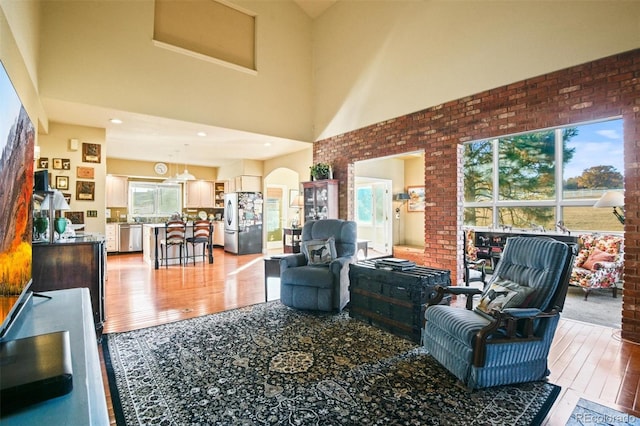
<box><xmin>310</xmin><ymin>162</ymin><xmax>331</xmax><ymax>179</ymax></box>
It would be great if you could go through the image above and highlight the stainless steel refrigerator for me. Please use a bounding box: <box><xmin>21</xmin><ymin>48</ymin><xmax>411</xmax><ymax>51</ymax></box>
<box><xmin>224</xmin><ymin>192</ymin><xmax>263</xmax><ymax>254</ymax></box>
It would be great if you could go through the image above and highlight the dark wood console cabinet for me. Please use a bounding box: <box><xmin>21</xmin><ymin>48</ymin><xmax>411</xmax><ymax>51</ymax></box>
<box><xmin>31</xmin><ymin>236</ymin><xmax>106</xmax><ymax>336</ymax></box>
<box><xmin>472</xmin><ymin>230</ymin><xmax>577</xmax><ymax>269</ymax></box>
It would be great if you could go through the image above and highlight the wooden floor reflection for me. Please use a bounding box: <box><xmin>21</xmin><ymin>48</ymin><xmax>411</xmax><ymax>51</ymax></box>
<box><xmin>100</xmin><ymin>250</ymin><xmax>640</xmax><ymax>425</ymax></box>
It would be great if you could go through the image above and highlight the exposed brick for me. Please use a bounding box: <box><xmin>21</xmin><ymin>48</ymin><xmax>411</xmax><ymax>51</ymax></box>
<box><xmin>313</xmin><ymin>49</ymin><xmax>640</xmax><ymax>341</ymax></box>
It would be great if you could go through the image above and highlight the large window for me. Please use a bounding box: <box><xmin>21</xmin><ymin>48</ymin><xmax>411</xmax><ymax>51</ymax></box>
<box><xmin>129</xmin><ymin>182</ymin><xmax>182</xmax><ymax>219</ymax></box>
<box><xmin>463</xmin><ymin>119</ymin><xmax>624</xmax><ymax>232</ymax></box>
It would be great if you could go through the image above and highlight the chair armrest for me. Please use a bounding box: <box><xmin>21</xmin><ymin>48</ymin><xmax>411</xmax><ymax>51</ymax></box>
<box><xmin>427</xmin><ymin>285</ymin><xmax>482</xmax><ymax>309</ymax></box>
<box><xmin>280</xmin><ymin>254</ymin><xmax>307</xmax><ymax>270</ymax></box>
<box><xmin>592</xmin><ymin>260</ymin><xmax>622</xmax><ymax>271</ymax></box>
<box><xmin>329</xmin><ymin>256</ymin><xmax>353</xmax><ymax>275</ymax></box>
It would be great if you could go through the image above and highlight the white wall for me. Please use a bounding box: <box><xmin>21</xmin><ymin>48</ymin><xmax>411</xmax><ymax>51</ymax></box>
<box><xmin>38</xmin><ymin>0</ymin><xmax>314</xmax><ymax>142</ymax></box>
<box><xmin>312</xmin><ymin>1</ymin><xmax>640</xmax><ymax>140</ymax></box>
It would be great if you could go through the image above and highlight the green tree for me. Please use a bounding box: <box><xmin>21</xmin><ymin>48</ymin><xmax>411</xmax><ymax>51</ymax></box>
<box><xmin>576</xmin><ymin>165</ymin><xmax>623</xmax><ymax>189</ymax></box>
<box><xmin>464</xmin><ymin>129</ymin><xmax>577</xmax><ymax>227</ymax></box>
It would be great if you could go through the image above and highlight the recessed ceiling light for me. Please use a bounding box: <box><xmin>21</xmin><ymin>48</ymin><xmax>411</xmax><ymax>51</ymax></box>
<box><xmin>264</xmin><ymin>142</ymin><xmax>272</xmax><ymax>147</ymax></box>
<box><xmin>110</xmin><ymin>118</ymin><xmax>123</xmax><ymax>124</ymax></box>
<box><xmin>197</xmin><ymin>131</ymin><xmax>207</xmax><ymax>137</ymax></box>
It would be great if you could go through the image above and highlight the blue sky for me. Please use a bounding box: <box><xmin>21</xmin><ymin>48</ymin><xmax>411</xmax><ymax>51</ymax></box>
<box><xmin>0</xmin><ymin>62</ymin><xmax>22</xmax><ymax>154</ymax></box>
<box><xmin>564</xmin><ymin>119</ymin><xmax>624</xmax><ymax>179</ymax></box>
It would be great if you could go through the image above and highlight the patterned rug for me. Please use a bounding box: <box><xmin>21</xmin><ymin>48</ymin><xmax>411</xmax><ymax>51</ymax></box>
<box><xmin>103</xmin><ymin>302</ymin><xmax>560</xmax><ymax>425</ymax></box>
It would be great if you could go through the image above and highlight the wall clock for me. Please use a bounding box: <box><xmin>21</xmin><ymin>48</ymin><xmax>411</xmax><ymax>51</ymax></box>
<box><xmin>154</xmin><ymin>162</ymin><xmax>168</xmax><ymax>175</ymax></box>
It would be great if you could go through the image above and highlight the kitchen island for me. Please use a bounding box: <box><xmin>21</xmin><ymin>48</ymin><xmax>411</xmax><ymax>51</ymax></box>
<box><xmin>142</xmin><ymin>222</ymin><xmax>214</xmax><ymax>269</ymax></box>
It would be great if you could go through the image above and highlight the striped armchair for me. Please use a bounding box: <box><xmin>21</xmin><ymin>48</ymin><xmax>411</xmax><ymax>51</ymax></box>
<box><xmin>569</xmin><ymin>234</ymin><xmax>624</xmax><ymax>300</ymax></box>
<box><xmin>423</xmin><ymin>237</ymin><xmax>574</xmax><ymax>389</ymax></box>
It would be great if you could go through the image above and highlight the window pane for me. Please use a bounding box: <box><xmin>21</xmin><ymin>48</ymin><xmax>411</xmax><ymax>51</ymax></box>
<box><xmin>497</xmin><ymin>207</ymin><xmax>555</xmax><ymax>230</ymax></box>
<box><xmin>157</xmin><ymin>185</ymin><xmax>181</xmax><ymax>215</ymax></box>
<box><xmin>463</xmin><ymin>140</ymin><xmax>493</xmax><ymax>202</ymax></box>
<box><xmin>464</xmin><ymin>207</ymin><xmax>492</xmax><ymax>227</ymax></box>
<box><xmin>563</xmin><ymin>119</ymin><xmax>624</xmax><ymax>200</ymax></box>
<box><xmin>374</xmin><ymin>185</ymin><xmax>385</xmax><ymax>223</ymax></box>
<box><xmin>562</xmin><ymin>206</ymin><xmax>623</xmax><ymax>233</ymax></box>
<box><xmin>356</xmin><ymin>187</ymin><xmax>372</xmax><ymax>223</ymax></box>
<box><xmin>498</xmin><ymin>131</ymin><xmax>555</xmax><ymax>201</ymax></box>
<box><xmin>131</xmin><ymin>184</ymin><xmax>156</xmax><ymax>215</ymax></box>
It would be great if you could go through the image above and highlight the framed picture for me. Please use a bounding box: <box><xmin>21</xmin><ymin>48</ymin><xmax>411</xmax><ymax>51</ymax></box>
<box><xmin>407</xmin><ymin>186</ymin><xmax>426</xmax><ymax>212</ymax></box>
<box><xmin>38</xmin><ymin>157</ymin><xmax>49</xmax><ymax>169</ymax></box>
<box><xmin>76</xmin><ymin>180</ymin><xmax>95</xmax><ymax>201</ymax></box>
<box><xmin>65</xmin><ymin>211</ymin><xmax>84</xmax><ymax>224</ymax></box>
<box><xmin>55</xmin><ymin>175</ymin><xmax>69</xmax><ymax>190</ymax></box>
<box><xmin>77</xmin><ymin>166</ymin><xmax>94</xmax><ymax>179</ymax></box>
<box><xmin>62</xmin><ymin>193</ymin><xmax>72</xmax><ymax>205</ymax></box>
<box><xmin>62</xmin><ymin>158</ymin><xmax>71</xmax><ymax>170</ymax></box>
<box><xmin>52</xmin><ymin>158</ymin><xmax>63</xmax><ymax>170</ymax></box>
<box><xmin>82</xmin><ymin>142</ymin><xmax>101</xmax><ymax>163</ymax></box>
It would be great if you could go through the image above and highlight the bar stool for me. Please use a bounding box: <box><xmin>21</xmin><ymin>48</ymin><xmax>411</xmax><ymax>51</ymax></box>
<box><xmin>185</xmin><ymin>219</ymin><xmax>211</xmax><ymax>266</ymax></box>
<box><xmin>160</xmin><ymin>219</ymin><xmax>186</xmax><ymax>267</ymax></box>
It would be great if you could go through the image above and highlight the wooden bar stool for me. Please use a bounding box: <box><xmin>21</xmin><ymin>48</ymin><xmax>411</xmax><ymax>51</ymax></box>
<box><xmin>160</xmin><ymin>219</ymin><xmax>186</xmax><ymax>267</ymax></box>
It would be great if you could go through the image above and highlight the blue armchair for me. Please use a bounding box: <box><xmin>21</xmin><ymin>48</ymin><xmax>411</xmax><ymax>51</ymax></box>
<box><xmin>423</xmin><ymin>236</ymin><xmax>574</xmax><ymax>389</ymax></box>
<box><xmin>280</xmin><ymin>219</ymin><xmax>357</xmax><ymax>312</ymax></box>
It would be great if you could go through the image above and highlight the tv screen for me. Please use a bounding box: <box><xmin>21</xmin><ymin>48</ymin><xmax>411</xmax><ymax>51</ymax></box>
<box><xmin>0</xmin><ymin>61</ymin><xmax>36</xmax><ymax>339</ymax></box>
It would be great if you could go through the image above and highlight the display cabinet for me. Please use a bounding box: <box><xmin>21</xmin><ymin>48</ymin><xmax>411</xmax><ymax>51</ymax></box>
<box><xmin>302</xmin><ymin>179</ymin><xmax>338</xmax><ymax>221</ymax></box>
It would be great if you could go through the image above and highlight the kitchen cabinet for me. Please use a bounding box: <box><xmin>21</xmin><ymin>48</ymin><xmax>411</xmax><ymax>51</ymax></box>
<box><xmin>185</xmin><ymin>180</ymin><xmax>214</xmax><ymax>208</ymax></box>
<box><xmin>105</xmin><ymin>223</ymin><xmax>119</xmax><ymax>253</ymax></box>
<box><xmin>302</xmin><ymin>179</ymin><xmax>339</xmax><ymax>221</ymax></box>
<box><xmin>106</xmin><ymin>175</ymin><xmax>128</xmax><ymax>207</ymax></box>
<box><xmin>229</xmin><ymin>175</ymin><xmax>262</xmax><ymax>192</ymax></box>
<box><xmin>214</xmin><ymin>181</ymin><xmax>227</xmax><ymax>209</ymax></box>
<box><xmin>213</xmin><ymin>220</ymin><xmax>224</xmax><ymax>246</ymax></box>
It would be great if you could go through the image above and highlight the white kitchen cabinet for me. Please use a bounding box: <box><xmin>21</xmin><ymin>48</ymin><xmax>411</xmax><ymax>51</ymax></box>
<box><xmin>213</xmin><ymin>220</ymin><xmax>224</xmax><ymax>246</ymax></box>
<box><xmin>231</xmin><ymin>175</ymin><xmax>262</xmax><ymax>192</ymax></box>
<box><xmin>185</xmin><ymin>180</ymin><xmax>214</xmax><ymax>208</ymax></box>
<box><xmin>106</xmin><ymin>175</ymin><xmax>128</xmax><ymax>207</ymax></box>
<box><xmin>105</xmin><ymin>223</ymin><xmax>119</xmax><ymax>252</ymax></box>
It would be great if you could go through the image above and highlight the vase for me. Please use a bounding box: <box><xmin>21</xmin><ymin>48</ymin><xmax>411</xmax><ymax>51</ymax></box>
<box><xmin>34</xmin><ymin>217</ymin><xmax>48</xmax><ymax>240</ymax></box>
<box><xmin>54</xmin><ymin>217</ymin><xmax>67</xmax><ymax>235</ymax></box>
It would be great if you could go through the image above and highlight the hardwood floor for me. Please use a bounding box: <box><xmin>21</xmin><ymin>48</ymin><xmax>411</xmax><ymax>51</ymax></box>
<box><xmin>100</xmin><ymin>250</ymin><xmax>640</xmax><ymax>425</ymax></box>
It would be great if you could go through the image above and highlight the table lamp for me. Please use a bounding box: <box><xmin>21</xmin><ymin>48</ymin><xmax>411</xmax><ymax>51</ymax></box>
<box><xmin>41</xmin><ymin>189</ymin><xmax>71</xmax><ymax>241</ymax></box>
<box><xmin>290</xmin><ymin>194</ymin><xmax>304</xmax><ymax>228</ymax></box>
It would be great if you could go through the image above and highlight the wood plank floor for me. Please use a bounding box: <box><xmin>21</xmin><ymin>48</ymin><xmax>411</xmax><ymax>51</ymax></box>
<box><xmin>100</xmin><ymin>250</ymin><xmax>640</xmax><ymax>425</ymax></box>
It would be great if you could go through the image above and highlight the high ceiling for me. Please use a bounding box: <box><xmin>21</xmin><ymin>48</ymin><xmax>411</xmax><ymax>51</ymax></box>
<box><xmin>41</xmin><ymin>1</ymin><xmax>338</xmax><ymax>169</ymax></box>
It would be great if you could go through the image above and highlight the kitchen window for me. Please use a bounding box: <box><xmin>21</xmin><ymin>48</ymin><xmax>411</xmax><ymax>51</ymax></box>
<box><xmin>129</xmin><ymin>182</ymin><xmax>182</xmax><ymax>219</ymax></box>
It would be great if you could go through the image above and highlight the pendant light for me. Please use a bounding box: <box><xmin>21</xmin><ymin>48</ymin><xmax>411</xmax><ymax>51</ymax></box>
<box><xmin>177</xmin><ymin>144</ymin><xmax>196</xmax><ymax>181</ymax></box>
<box><xmin>163</xmin><ymin>154</ymin><xmax>180</xmax><ymax>183</ymax></box>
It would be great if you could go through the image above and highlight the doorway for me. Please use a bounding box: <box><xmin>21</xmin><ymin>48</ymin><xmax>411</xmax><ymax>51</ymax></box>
<box><xmin>265</xmin><ymin>185</ymin><xmax>285</xmax><ymax>250</ymax></box>
<box><xmin>355</xmin><ymin>177</ymin><xmax>392</xmax><ymax>256</ymax></box>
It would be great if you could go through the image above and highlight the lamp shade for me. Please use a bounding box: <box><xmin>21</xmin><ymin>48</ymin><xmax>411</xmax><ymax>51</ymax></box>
<box><xmin>394</xmin><ymin>193</ymin><xmax>410</xmax><ymax>201</ymax></box>
<box><xmin>593</xmin><ymin>191</ymin><xmax>624</xmax><ymax>208</ymax></box>
<box><xmin>290</xmin><ymin>194</ymin><xmax>304</xmax><ymax>207</ymax></box>
<box><xmin>176</xmin><ymin>169</ymin><xmax>196</xmax><ymax>181</ymax></box>
<box><xmin>41</xmin><ymin>189</ymin><xmax>70</xmax><ymax>210</ymax></box>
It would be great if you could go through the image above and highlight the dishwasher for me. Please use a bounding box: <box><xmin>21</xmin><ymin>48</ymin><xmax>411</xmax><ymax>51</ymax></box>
<box><xmin>119</xmin><ymin>223</ymin><xmax>143</xmax><ymax>252</ymax></box>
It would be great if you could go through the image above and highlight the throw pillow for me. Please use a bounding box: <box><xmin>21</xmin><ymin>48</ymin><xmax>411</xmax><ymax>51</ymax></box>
<box><xmin>302</xmin><ymin>237</ymin><xmax>337</xmax><ymax>265</ymax></box>
<box><xmin>476</xmin><ymin>279</ymin><xmax>536</xmax><ymax>315</ymax></box>
<box><xmin>582</xmin><ymin>248</ymin><xmax>616</xmax><ymax>271</ymax></box>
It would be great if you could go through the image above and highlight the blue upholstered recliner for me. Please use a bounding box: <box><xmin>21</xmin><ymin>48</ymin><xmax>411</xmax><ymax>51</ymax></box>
<box><xmin>280</xmin><ymin>219</ymin><xmax>357</xmax><ymax>312</ymax></box>
<box><xmin>423</xmin><ymin>237</ymin><xmax>575</xmax><ymax>390</ymax></box>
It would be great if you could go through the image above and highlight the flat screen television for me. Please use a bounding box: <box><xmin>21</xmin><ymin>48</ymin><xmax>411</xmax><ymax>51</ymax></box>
<box><xmin>0</xmin><ymin>60</ymin><xmax>36</xmax><ymax>340</ymax></box>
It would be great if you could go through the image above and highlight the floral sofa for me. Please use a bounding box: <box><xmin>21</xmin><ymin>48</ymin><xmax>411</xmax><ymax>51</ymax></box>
<box><xmin>569</xmin><ymin>233</ymin><xmax>624</xmax><ymax>300</ymax></box>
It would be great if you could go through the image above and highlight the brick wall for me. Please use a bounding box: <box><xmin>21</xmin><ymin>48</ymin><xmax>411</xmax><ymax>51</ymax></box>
<box><xmin>314</xmin><ymin>48</ymin><xmax>640</xmax><ymax>342</ymax></box>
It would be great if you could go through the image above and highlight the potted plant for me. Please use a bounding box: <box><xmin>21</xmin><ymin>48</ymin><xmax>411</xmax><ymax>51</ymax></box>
<box><xmin>310</xmin><ymin>162</ymin><xmax>331</xmax><ymax>180</ymax></box>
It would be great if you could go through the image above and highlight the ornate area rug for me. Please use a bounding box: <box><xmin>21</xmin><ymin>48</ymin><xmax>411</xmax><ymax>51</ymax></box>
<box><xmin>103</xmin><ymin>302</ymin><xmax>560</xmax><ymax>425</ymax></box>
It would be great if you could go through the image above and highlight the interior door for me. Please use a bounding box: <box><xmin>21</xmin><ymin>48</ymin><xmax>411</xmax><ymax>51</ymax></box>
<box><xmin>355</xmin><ymin>178</ymin><xmax>392</xmax><ymax>256</ymax></box>
<box><xmin>265</xmin><ymin>186</ymin><xmax>284</xmax><ymax>250</ymax></box>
